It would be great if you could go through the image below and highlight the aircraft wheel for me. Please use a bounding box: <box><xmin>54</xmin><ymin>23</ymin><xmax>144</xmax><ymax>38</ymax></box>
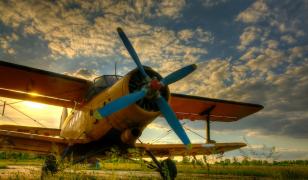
<box><xmin>161</xmin><ymin>158</ymin><xmax>177</xmax><ymax>180</ymax></box>
<box><xmin>41</xmin><ymin>154</ymin><xmax>58</xmax><ymax>178</ymax></box>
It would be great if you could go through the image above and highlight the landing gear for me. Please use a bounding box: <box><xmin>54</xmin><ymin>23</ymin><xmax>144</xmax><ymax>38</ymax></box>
<box><xmin>41</xmin><ymin>154</ymin><xmax>58</xmax><ymax>179</ymax></box>
<box><xmin>145</xmin><ymin>149</ymin><xmax>177</xmax><ymax>180</ymax></box>
<box><xmin>161</xmin><ymin>158</ymin><xmax>177</xmax><ymax>180</ymax></box>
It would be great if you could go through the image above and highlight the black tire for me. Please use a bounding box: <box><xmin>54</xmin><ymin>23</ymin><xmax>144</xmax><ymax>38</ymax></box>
<box><xmin>161</xmin><ymin>158</ymin><xmax>177</xmax><ymax>180</ymax></box>
<box><xmin>41</xmin><ymin>154</ymin><xmax>58</xmax><ymax>179</ymax></box>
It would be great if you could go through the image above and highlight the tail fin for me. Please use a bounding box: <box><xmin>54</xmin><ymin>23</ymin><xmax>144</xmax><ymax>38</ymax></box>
<box><xmin>60</xmin><ymin>108</ymin><xmax>67</xmax><ymax>129</ymax></box>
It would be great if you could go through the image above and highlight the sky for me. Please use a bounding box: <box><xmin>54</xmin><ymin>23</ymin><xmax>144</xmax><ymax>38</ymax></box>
<box><xmin>0</xmin><ymin>0</ymin><xmax>308</xmax><ymax>161</ymax></box>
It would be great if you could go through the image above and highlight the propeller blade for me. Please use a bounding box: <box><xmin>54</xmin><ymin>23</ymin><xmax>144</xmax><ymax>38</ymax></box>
<box><xmin>117</xmin><ymin>27</ymin><xmax>149</xmax><ymax>78</ymax></box>
<box><xmin>161</xmin><ymin>64</ymin><xmax>197</xmax><ymax>86</ymax></box>
<box><xmin>155</xmin><ymin>96</ymin><xmax>191</xmax><ymax>149</ymax></box>
<box><xmin>95</xmin><ymin>89</ymin><xmax>147</xmax><ymax>118</ymax></box>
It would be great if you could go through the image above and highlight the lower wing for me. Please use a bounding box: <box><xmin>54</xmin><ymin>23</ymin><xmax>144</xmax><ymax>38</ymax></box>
<box><xmin>0</xmin><ymin>126</ymin><xmax>88</xmax><ymax>155</ymax></box>
<box><xmin>135</xmin><ymin>143</ymin><xmax>246</xmax><ymax>156</ymax></box>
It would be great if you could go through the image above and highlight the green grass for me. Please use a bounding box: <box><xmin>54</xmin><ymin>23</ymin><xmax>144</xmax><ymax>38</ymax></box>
<box><xmin>99</xmin><ymin>162</ymin><xmax>149</xmax><ymax>171</ymax></box>
<box><xmin>0</xmin><ymin>159</ymin><xmax>43</xmax><ymax>166</ymax></box>
<box><xmin>177</xmin><ymin>164</ymin><xmax>308</xmax><ymax>178</ymax></box>
<box><xmin>0</xmin><ymin>162</ymin><xmax>7</xmax><ymax>169</ymax></box>
<box><xmin>1</xmin><ymin>160</ymin><xmax>308</xmax><ymax>179</ymax></box>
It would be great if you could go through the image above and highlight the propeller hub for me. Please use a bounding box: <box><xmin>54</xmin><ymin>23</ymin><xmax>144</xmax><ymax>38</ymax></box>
<box><xmin>129</xmin><ymin>67</ymin><xmax>169</xmax><ymax>112</ymax></box>
<box><xmin>150</xmin><ymin>78</ymin><xmax>163</xmax><ymax>91</ymax></box>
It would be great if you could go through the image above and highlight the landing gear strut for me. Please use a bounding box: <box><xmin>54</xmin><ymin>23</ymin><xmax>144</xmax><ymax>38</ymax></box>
<box><xmin>145</xmin><ymin>149</ymin><xmax>177</xmax><ymax>180</ymax></box>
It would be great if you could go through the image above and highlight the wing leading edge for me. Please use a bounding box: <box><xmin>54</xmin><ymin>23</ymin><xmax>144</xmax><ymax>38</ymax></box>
<box><xmin>170</xmin><ymin>93</ymin><xmax>263</xmax><ymax>122</ymax></box>
<box><xmin>0</xmin><ymin>61</ymin><xmax>92</xmax><ymax>108</ymax></box>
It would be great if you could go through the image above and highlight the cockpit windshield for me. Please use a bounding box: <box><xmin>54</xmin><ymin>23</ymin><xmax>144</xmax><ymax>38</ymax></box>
<box><xmin>94</xmin><ymin>75</ymin><xmax>120</xmax><ymax>89</ymax></box>
<box><xmin>85</xmin><ymin>75</ymin><xmax>121</xmax><ymax>101</ymax></box>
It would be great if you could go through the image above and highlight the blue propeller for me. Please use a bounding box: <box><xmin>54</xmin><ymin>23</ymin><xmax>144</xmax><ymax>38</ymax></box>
<box><xmin>117</xmin><ymin>28</ymin><xmax>149</xmax><ymax>79</ymax></box>
<box><xmin>161</xmin><ymin>64</ymin><xmax>197</xmax><ymax>86</ymax></box>
<box><xmin>155</xmin><ymin>96</ymin><xmax>191</xmax><ymax>147</ymax></box>
<box><xmin>94</xmin><ymin>89</ymin><xmax>147</xmax><ymax>118</ymax></box>
<box><xmin>95</xmin><ymin>28</ymin><xmax>197</xmax><ymax>149</ymax></box>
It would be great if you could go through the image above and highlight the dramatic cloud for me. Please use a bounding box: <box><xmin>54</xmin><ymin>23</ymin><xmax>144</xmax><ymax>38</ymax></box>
<box><xmin>0</xmin><ymin>0</ymin><xmax>211</xmax><ymax>77</ymax></box>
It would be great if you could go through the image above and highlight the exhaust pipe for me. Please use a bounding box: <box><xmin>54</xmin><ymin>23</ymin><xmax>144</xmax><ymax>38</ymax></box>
<box><xmin>121</xmin><ymin>128</ymin><xmax>141</xmax><ymax>145</ymax></box>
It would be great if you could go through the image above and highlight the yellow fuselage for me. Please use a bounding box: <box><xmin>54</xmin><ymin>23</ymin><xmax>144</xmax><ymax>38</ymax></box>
<box><xmin>60</xmin><ymin>69</ymin><xmax>167</xmax><ymax>145</ymax></box>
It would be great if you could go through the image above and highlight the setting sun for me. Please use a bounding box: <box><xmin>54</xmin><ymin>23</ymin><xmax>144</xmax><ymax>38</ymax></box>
<box><xmin>23</xmin><ymin>101</ymin><xmax>46</xmax><ymax>109</ymax></box>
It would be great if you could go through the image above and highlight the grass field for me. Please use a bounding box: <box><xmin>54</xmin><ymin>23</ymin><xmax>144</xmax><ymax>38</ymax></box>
<box><xmin>0</xmin><ymin>159</ymin><xmax>308</xmax><ymax>179</ymax></box>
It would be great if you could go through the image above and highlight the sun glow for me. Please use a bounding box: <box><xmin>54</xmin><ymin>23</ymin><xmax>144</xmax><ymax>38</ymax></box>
<box><xmin>29</xmin><ymin>92</ymin><xmax>40</xmax><ymax>96</ymax></box>
<box><xmin>23</xmin><ymin>101</ymin><xmax>46</xmax><ymax>109</ymax></box>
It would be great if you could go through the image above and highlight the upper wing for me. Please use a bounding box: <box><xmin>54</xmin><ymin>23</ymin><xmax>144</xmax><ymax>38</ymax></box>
<box><xmin>170</xmin><ymin>93</ymin><xmax>263</xmax><ymax>122</ymax></box>
<box><xmin>0</xmin><ymin>61</ymin><xmax>92</xmax><ymax>108</ymax></box>
<box><xmin>135</xmin><ymin>143</ymin><xmax>246</xmax><ymax>156</ymax></box>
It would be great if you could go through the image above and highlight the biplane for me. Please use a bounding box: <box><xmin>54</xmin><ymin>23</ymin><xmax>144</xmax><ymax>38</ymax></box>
<box><xmin>0</xmin><ymin>28</ymin><xmax>263</xmax><ymax>179</ymax></box>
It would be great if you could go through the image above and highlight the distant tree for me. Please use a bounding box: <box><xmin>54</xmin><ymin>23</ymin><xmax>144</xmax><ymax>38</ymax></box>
<box><xmin>242</xmin><ymin>157</ymin><xmax>249</xmax><ymax>165</ymax></box>
<box><xmin>262</xmin><ymin>160</ymin><xmax>269</xmax><ymax>165</ymax></box>
<box><xmin>224</xmin><ymin>158</ymin><xmax>231</xmax><ymax>165</ymax></box>
<box><xmin>233</xmin><ymin>157</ymin><xmax>240</xmax><ymax>165</ymax></box>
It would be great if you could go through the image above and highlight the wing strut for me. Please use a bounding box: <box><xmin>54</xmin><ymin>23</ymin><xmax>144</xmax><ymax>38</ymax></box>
<box><xmin>1</xmin><ymin>101</ymin><xmax>5</xmax><ymax>116</ymax></box>
<box><xmin>200</xmin><ymin>105</ymin><xmax>216</xmax><ymax>144</ymax></box>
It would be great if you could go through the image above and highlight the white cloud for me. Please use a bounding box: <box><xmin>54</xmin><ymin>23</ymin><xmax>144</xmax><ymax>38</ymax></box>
<box><xmin>170</xmin><ymin>58</ymin><xmax>232</xmax><ymax>99</ymax></box>
<box><xmin>0</xmin><ymin>1</ymin><xmax>213</xmax><ymax>98</ymax></box>
<box><xmin>237</xmin><ymin>26</ymin><xmax>262</xmax><ymax>51</ymax></box>
<box><xmin>236</xmin><ymin>0</ymin><xmax>269</xmax><ymax>23</ymax></box>
<box><xmin>280</xmin><ymin>35</ymin><xmax>296</xmax><ymax>44</ymax></box>
<box><xmin>64</xmin><ymin>68</ymin><xmax>98</xmax><ymax>80</ymax></box>
<box><xmin>0</xmin><ymin>0</ymin><xmax>207</xmax><ymax>67</ymax></box>
<box><xmin>147</xmin><ymin>122</ymin><xmax>169</xmax><ymax>131</ymax></box>
<box><xmin>0</xmin><ymin>33</ymin><xmax>19</xmax><ymax>55</ymax></box>
<box><xmin>154</xmin><ymin>0</ymin><xmax>186</xmax><ymax>19</ymax></box>
<box><xmin>178</xmin><ymin>28</ymin><xmax>214</xmax><ymax>43</ymax></box>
